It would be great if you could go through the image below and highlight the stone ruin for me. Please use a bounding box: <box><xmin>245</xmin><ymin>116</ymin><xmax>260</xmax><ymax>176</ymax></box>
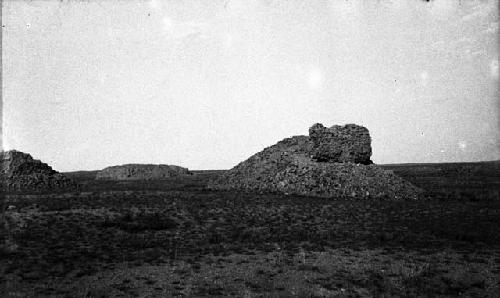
<box><xmin>309</xmin><ymin>123</ymin><xmax>372</xmax><ymax>164</ymax></box>
<box><xmin>96</xmin><ymin>164</ymin><xmax>191</xmax><ymax>180</ymax></box>
<box><xmin>0</xmin><ymin>150</ymin><xmax>77</xmax><ymax>192</ymax></box>
<box><xmin>208</xmin><ymin>123</ymin><xmax>422</xmax><ymax>200</ymax></box>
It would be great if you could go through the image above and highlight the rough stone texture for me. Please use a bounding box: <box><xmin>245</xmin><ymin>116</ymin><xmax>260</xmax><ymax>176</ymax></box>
<box><xmin>309</xmin><ymin>123</ymin><xmax>372</xmax><ymax>164</ymax></box>
<box><xmin>1</xmin><ymin>150</ymin><xmax>77</xmax><ymax>192</ymax></box>
<box><xmin>96</xmin><ymin>164</ymin><xmax>191</xmax><ymax>180</ymax></box>
<box><xmin>208</xmin><ymin>123</ymin><xmax>422</xmax><ymax>200</ymax></box>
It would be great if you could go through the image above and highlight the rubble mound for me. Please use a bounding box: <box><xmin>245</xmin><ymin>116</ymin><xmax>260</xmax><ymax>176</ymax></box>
<box><xmin>208</xmin><ymin>123</ymin><xmax>422</xmax><ymax>200</ymax></box>
<box><xmin>96</xmin><ymin>164</ymin><xmax>191</xmax><ymax>180</ymax></box>
<box><xmin>309</xmin><ymin>123</ymin><xmax>372</xmax><ymax>164</ymax></box>
<box><xmin>1</xmin><ymin>150</ymin><xmax>77</xmax><ymax>192</ymax></box>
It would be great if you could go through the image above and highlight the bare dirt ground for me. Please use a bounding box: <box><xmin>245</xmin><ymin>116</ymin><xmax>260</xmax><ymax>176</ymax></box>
<box><xmin>1</xmin><ymin>162</ymin><xmax>500</xmax><ymax>297</ymax></box>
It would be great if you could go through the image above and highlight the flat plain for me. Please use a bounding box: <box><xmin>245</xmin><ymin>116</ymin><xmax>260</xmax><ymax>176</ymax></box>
<box><xmin>1</xmin><ymin>161</ymin><xmax>499</xmax><ymax>297</ymax></box>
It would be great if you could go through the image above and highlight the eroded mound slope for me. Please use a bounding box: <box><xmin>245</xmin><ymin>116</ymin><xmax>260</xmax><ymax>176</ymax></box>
<box><xmin>1</xmin><ymin>150</ymin><xmax>76</xmax><ymax>192</ymax></box>
<box><xmin>96</xmin><ymin>164</ymin><xmax>191</xmax><ymax>180</ymax></box>
<box><xmin>209</xmin><ymin>124</ymin><xmax>422</xmax><ymax>199</ymax></box>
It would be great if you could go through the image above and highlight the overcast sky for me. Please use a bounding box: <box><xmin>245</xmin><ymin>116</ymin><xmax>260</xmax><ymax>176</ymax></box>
<box><xmin>2</xmin><ymin>0</ymin><xmax>499</xmax><ymax>171</ymax></box>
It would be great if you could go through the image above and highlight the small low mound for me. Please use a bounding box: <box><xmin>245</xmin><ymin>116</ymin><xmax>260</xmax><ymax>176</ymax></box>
<box><xmin>209</xmin><ymin>123</ymin><xmax>422</xmax><ymax>200</ymax></box>
<box><xmin>96</xmin><ymin>164</ymin><xmax>191</xmax><ymax>180</ymax></box>
<box><xmin>1</xmin><ymin>150</ymin><xmax>77</xmax><ymax>192</ymax></box>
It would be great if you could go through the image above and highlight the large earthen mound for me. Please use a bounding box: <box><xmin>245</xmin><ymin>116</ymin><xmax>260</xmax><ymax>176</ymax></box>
<box><xmin>1</xmin><ymin>150</ymin><xmax>77</xmax><ymax>192</ymax></box>
<box><xmin>96</xmin><ymin>164</ymin><xmax>191</xmax><ymax>180</ymax></box>
<box><xmin>208</xmin><ymin>123</ymin><xmax>422</xmax><ymax>200</ymax></box>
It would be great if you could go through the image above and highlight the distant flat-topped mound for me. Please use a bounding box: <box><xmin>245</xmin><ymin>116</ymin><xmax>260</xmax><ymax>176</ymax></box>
<box><xmin>1</xmin><ymin>150</ymin><xmax>77</xmax><ymax>192</ymax></box>
<box><xmin>96</xmin><ymin>164</ymin><xmax>191</xmax><ymax>180</ymax></box>
<box><xmin>209</xmin><ymin>123</ymin><xmax>422</xmax><ymax>200</ymax></box>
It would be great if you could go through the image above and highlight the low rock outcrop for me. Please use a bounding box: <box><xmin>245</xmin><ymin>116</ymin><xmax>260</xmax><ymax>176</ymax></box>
<box><xmin>1</xmin><ymin>150</ymin><xmax>77</xmax><ymax>192</ymax></box>
<box><xmin>96</xmin><ymin>164</ymin><xmax>191</xmax><ymax>180</ymax></box>
<box><xmin>208</xmin><ymin>123</ymin><xmax>422</xmax><ymax>200</ymax></box>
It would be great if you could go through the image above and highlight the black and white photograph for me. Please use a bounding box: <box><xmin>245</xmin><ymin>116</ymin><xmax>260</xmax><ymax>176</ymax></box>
<box><xmin>1</xmin><ymin>0</ymin><xmax>499</xmax><ymax>296</ymax></box>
